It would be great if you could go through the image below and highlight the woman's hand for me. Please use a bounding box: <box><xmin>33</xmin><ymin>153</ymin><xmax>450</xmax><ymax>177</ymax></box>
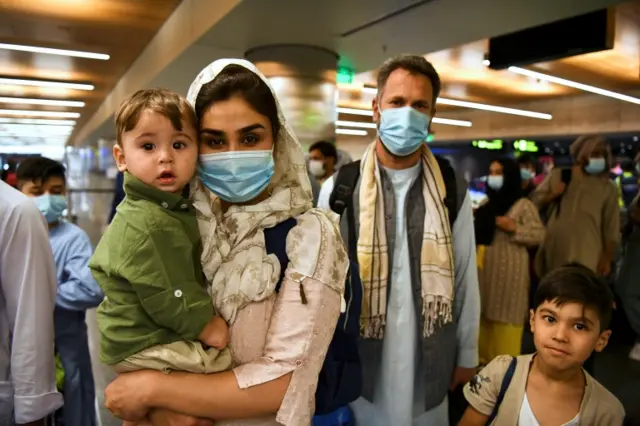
<box><xmin>148</xmin><ymin>409</ymin><xmax>215</xmax><ymax>426</ymax></box>
<box><xmin>105</xmin><ymin>370</ymin><xmax>157</xmax><ymax>421</ymax></box>
<box><xmin>495</xmin><ymin>216</ymin><xmax>517</xmax><ymax>233</ymax></box>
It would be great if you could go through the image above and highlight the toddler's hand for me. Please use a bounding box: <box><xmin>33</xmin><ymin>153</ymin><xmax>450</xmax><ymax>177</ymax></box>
<box><xmin>199</xmin><ymin>315</ymin><xmax>229</xmax><ymax>349</ymax></box>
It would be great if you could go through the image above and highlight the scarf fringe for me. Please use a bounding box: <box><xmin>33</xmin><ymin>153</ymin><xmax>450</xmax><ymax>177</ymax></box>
<box><xmin>360</xmin><ymin>316</ymin><xmax>386</xmax><ymax>340</ymax></box>
<box><xmin>422</xmin><ymin>295</ymin><xmax>453</xmax><ymax>338</ymax></box>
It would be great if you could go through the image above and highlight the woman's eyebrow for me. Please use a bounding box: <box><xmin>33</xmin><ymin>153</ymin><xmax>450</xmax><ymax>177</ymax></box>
<box><xmin>200</xmin><ymin>128</ymin><xmax>225</xmax><ymax>137</ymax></box>
<box><xmin>237</xmin><ymin>124</ymin><xmax>265</xmax><ymax>134</ymax></box>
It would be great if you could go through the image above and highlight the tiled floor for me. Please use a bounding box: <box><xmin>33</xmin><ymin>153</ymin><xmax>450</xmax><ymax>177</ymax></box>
<box><xmin>75</xmin><ymin>174</ymin><xmax>640</xmax><ymax>426</ymax></box>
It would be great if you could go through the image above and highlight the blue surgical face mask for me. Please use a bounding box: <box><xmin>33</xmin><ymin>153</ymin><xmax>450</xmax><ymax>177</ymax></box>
<box><xmin>487</xmin><ymin>175</ymin><xmax>504</xmax><ymax>191</ymax></box>
<box><xmin>378</xmin><ymin>106</ymin><xmax>430</xmax><ymax>157</ymax></box>
<box><xmin>34</xmin><ymin>194</ymin><xmax>67</xmax><ymax>224</ymax></box>
<box><xmin>520</xmin><ymin>168</ymin><xmax>533</xmax><ymax>181</ymax></box>
<box><xmin>198</xmin><ymin>150</ymin><xmax>275</xmax><ymax>203</ymax></box>
<box><xmin>585</xmin><ymin>157</ymin><xmax>606</xmax><ymax>175</ymax></box>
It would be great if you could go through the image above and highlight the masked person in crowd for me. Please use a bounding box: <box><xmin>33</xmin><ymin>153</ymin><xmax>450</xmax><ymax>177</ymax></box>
<box><xmin>318</xmin><ymin>54</ymin><xmax>480</xmax><ymax>426</ymax></box>
<box><xmin>533</xmin><ymin>135</ymin><xmax>620</xmax><ymax>279</ymax></box>
<box><xmin>17</xmin><ymin>157</ymin><xmax>103</xmax><ymax>426</ymax></box>
<box><xmin>308</xmin><ymin>140</ymin><xmax>338</xmax><ymax>185</ymax></box>
<box><xmin>474</xmin><ymin>158</ymin><xmax>545</xmax><ymax>365</ymax></box>
<box><xmin>516</xmin><ymin>154</ymin><xmax>537</xmax><ymax>197</ymax></box>
<box><xmin>616</xmin><ymin>151</ymin><xmax>640</xmax><ymax>362</ymax></box>
<box><xmin>0</xmin><ymin>179</ymin><xmax>63</xmax><ymax>425</ymax></box>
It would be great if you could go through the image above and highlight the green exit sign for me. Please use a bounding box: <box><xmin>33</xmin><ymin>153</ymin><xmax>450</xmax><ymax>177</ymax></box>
<box><xmin>472</xmin><ymin>139</ymin><xmax>503</xmax><ymax>150</ymax></box>
<box><xmin>337</xmin><ymin>66</ymin><xmax>354</xmax><ymax>84</ymax></box>
<box><xmin>514</xmin><ymin>139</ymin><xmax>538</xmax><ymax>152</ymax></box>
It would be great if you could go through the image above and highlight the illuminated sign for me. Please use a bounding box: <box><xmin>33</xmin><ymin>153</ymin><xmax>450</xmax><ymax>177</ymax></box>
<box><xmin>426</xmin><ymin>134</ymin><xmax>435</xmax><ymax>143</ymax></box>
<box><xmin>336</xmin><ymin>66</ymin><xmax>354</xmax><ymax>84</ymax></box>
<box><xmin>514</xmin><ymin>139</ymin><xmax>538</xmax><ymax>152</ymax></box>
<box><xmin>472</xmin><ymin>139</ymin><xmax>503</xmax><ymax>150</ymax></box>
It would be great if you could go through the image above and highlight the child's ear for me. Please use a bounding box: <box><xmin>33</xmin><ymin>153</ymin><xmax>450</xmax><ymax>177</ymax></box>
<box><xmin>529</xmin><ymin>309</ymin><xmax>536</xmax><ymax>333</ymax></box>
<box><xmin>594</xmin><ymin>329</ymin><xmax>612</xmax><ymax>353</ymax></box>
<box><xmin>113</xmin><ymin>144</ymin><xmax>127</xmax><ymax>172</ymax></box>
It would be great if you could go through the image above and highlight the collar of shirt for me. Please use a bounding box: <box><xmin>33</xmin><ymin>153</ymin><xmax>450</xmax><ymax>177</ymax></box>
<box><xmin>123</xmin><ymin>172</ymin><xmax>191</xmax><ymax>211</ymax></box>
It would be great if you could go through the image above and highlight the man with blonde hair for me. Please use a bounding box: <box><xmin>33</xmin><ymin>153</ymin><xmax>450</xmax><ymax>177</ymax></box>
<box><xmin>533</xmin><ymin>135</ymin><xmax>620</xmax><ymax>278</ymax></box>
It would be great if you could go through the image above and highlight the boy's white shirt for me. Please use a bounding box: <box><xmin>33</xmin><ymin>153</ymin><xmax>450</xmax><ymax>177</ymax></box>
<box><xmin>463</xmin><ymin>354</ymin><xmax>625</xmax><ymax>425</ymax></box>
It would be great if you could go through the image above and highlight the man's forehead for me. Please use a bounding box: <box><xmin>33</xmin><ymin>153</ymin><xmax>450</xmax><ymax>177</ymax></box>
<box><xmin>42</xmin><ymin>176</ymin><xmax>65</xmax><ymax>189</ymax></box>
<box><xmin>383</xmin><ymin>68</ymin><xmax>434</xmax><ymax>96</ymax></box>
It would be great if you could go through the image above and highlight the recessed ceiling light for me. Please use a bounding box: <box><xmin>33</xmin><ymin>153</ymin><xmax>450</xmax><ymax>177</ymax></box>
<box><xmin>336</xmin><ymin>128</ymin><xmax>368</xmax><ymax>136</ymax></box>
<box><xmin>437</xmin><ymin>98</ymin><xmax>552</xmax><ymax>120</ymax></box>
<box><xmin>337</xmin><ymin>117</ymin><xmax>472</xmax><ymax>128</ymax></box>
<box><xmin>0</xmin><ymin>109</ymin><xmax>80</xmax><ymax>118</ymax></box>
<box><xmin>0</xmin><ymin>118</ymin><xmax>76</xmax><ymax>125</ymax></box>
<box><xmin>508</xmin><ymin>66</ymin><xmax>640</xmax><ymax>105</ymax></box>
<box><xmin>0</xmin><ymin>77</ymin><xmax>94</xmax><ymax>91</ymax></box>
<box><xmin>0</xmin><ymin>97</ymin><xmax>85</xmax><ymax>107</ymax></box>
<box><xmin>432</xmin><ymin>117</ymin><xmax>472</xmax><ymax>127</ymax></box>
<box><xmin>0</xmin><ymin>43</ymin><xmax>109</xmax><ymax>60</ymax></box>
<box><xmin>338</xmin><ymin>86</ymin><xmax>552</xmax><ymax>119</ymax></box>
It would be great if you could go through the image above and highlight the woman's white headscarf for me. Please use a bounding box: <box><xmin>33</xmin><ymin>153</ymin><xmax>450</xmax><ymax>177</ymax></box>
<box><xmin>187</xmin><ymin>59</ymin><xmax>347</xmax><ymax>323</ymax></box>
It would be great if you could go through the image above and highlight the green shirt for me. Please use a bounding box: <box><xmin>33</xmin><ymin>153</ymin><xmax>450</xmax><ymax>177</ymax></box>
<box><xmin>90</xmin><ymin>173</ymin><xmax>213</xmax><ymax>365</ymax></box>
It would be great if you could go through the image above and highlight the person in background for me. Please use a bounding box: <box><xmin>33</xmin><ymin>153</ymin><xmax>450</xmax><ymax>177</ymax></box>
<box><xmin>473</xmin><ymin>158</ymin><xmax>545</xmax><ymax>365</ymax></box>
<box><xmin>532</xmin><ymin>135</ymin><xmax>620</xmax><ymax>279</ymax></box>
<box><xmin>108</xmin><ymin>170</ymin><xmax>125</xmax><ymax>223</ymax></box>
<box><xmin>616</xmin><ymin>151</ymin><xmax>640</xmax><ymax>362</ymax></box>
<box><xmin>17</xmin><ymin>157</ymin><xmax>103</xmax><ymax>426</ymax></box>
<box><xmin>318</xmin><ymin>54</ymin><xmax>480</xmax><ymax>426</ymax></box>
<box><xmin>460</xmin><ymin>264</ymin><xmax>625</xmax><ymax>426</ymax></box>
<box><xmin>0</xmin><ymin>179</ymin><xmax>64</xmax><ymax>425</ymax></box>
<box><xmin>308</xmin><ymin>140</ymin><xmax>338</xmax><ymax>185</ymax></box>
<box><xmin>516</xmin><ymin>154</ymin><xmax>537</xmax><ymax>197</ymax></box>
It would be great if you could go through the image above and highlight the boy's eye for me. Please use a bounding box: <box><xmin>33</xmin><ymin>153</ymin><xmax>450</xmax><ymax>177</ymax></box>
<box><xmin>574</xmin><ymin>323</ymin><xmax>587</xmax><ymax>331</ymax></box>
<box><xmin>142</xmin><ymin>143</ymin><xmax>154</xmax><ymax>151</ymax></box>
<box><xmin>173</xmin><ymin>141</ymin><xmax>186</xmax><ymax>149</ymax></box>
<box><xmin>542</xmin><ymin>315</ymin><xmax>556</xmax><ymax>323</ymax></box>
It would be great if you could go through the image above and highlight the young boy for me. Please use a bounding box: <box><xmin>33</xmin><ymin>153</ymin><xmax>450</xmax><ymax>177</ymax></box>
<box><xmin>460</xmin><ymin>263</ymin><xmax>625</xmax><ymax>425</ymax></box>
<box><xmin>17</xmin><ymin>157</ymin><xmax>103</xmax><ymax>426</ymax></box>
<box><xmin>89</xmin><ymin>88</ymin><xmax>231</xmax><ymax>375</ymax></box>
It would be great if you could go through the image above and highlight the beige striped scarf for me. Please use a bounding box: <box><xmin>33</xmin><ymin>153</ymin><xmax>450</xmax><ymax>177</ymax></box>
<box><xmin>358</xmin><ymin>142</ymin><xmax>455</xmax><ymax>339</ymax></box>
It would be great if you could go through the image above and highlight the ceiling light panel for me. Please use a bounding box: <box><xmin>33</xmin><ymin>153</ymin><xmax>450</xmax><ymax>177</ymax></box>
<box><xmin>437</xmin><ymin>98</ymin><xmax>552</xmax><ymax>120</ymax></box>
<box><xmin>0</xmin><ymin>118</ymin><xmax>76</xmax><ymax>125</ymax></box>
<box><xmin>336</xmin><ymin>128</ymin><xmax>369</xmax><ymax>136</ymax></box>
<box><xmin>0</xmin><ymin>43</ymin><xmax>109</xmax><ymax>60</ymax></box>
<box><xmin>508</xmin><ymin>66</ymin><xmax>640</xmax><ymax>105</ymax></box>
<box><xmin>0</xmin><ymin>109</ymin><xmax>80</xmax><ymax>118</ymax></box>
<box><xmin>0</xmin><ymin>97</ymin><xmax>85</xmax><ymax>107</ymax></box>
<box><xmin>0</xmin><ymin>78</ymin><xmax>94</xmax><ymax>91</ymax></box>
<box><xmin>431</xmin><ymin>117</ymin><xmax>473</xmax><ymax>127</ymax></box>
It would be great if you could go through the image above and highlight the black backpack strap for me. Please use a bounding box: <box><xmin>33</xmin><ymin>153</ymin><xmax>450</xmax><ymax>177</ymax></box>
<box><xmin>264</xmin><ymin>218</ymin><xmax>297</xmax><ymax>292</ymax></box>
<box><xmin>434</xmin><ymin>155</ymin><xmax>458</xmax><ymax>228</ymax></box>
<box><xmin>487</xmin><ymin>357</ymin><xmax>517</xmax><ymax>424</ymax></box>
<box><xmin>329</xmin><ymin>161</ymin><xmax>361</xmax><ymax>260</ymax></box>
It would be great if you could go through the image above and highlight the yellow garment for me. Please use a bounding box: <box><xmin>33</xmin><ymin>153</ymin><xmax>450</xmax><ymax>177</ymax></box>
<box><xmin>357</xmin><ymin>142</ymin><xmax>454</xmax><ymax>339</ymax></box>
<box><xmin>478</xmin><ymin>317</ymin><xmax>523</xmax><ymax>366</ymax></box>
<box><xmin>476</xmin><ymin>245</ymin><xmax>486</xmax><ymax>270</ymax></box>
<box><xmin>114</xmin><ymin>340</ymin><xmax>232</xmax><ymax>374</ymax></box>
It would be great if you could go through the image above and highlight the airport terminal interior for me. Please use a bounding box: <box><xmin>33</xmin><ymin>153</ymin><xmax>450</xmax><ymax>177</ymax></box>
<box><xmin>2</xmin><ymin>0</ymin><xmax>640</xmax><ymax>425</ymax></box>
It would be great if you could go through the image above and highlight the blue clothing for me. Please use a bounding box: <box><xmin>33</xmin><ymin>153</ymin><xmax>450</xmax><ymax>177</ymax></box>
<box><xmin>50</xmin><ymin>221</ymin><xmax>103</xmax><ymax>426</ymax></box>
<box><xmin>108</xmin><ymin>171</ymin><xmax>125</xmax><ymax>224</ymax></box>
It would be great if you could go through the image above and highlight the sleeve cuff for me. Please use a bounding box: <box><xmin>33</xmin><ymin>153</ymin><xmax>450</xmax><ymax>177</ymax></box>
<box><xmin>14</xmin><ymin>391</ymin><xmax>64</xmax><ymax>424</ymax></box>
<box><xmin>457</xmin><ymin>347</ymin><xmax>479</xmax><ymax>369</ymax></box>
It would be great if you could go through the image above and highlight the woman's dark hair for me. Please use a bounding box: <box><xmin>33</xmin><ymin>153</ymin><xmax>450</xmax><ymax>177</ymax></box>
<box><xmin>194</xmin><ymin>64</ymin><xmax>280</xmax><ymax>139</ymax></box>
<box><xmin>534</xmin><ymin>263</ymin><xmax>614</xmax><ymax>331</ymax></box>
<box><xmin>474</xmin><ymin>157</ymin><xmax>523</xmax><ymax>245</ymax></box>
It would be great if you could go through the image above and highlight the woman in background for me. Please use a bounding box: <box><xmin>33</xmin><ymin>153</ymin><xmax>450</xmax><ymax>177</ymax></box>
<box><xmin>474</xmin><ymin>158</ymin><xmax>545</xmax><ymax>364</ymax></box>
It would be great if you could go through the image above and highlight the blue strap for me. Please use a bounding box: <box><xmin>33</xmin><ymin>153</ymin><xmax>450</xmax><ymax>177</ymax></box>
<box><xmin>263</xmin><ymin>218</ymin><xmax>297</xmax><ymax>291</ymax></box>
<box><xmin>312</xmin><ymin>405</ymin><xmax>356</xmax><ymax>426</ymax></box>
<box><xmin>487</xmin><ymin>357</ymin><xmax>517</xmax><ymax>424</ymax></box>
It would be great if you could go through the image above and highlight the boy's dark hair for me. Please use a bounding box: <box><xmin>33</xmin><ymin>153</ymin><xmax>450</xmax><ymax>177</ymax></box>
<box><xmin>534</xmin><ymin>263</ymin><xmax>614</xmax><ymax>330</ymax></box>
<box><xmin>309</xmin><ymin>140</ymin><xmax>338</xmax><ymax>160</ymax></box>
<box><xmin>16</xmin><ymin>157</ymin><xmax>66</xmax><ymax>189</ymax></box>
<box><xmin>377</xmin><ymin>54</ymin><xmax>441</xmax><ymax>104</ymax></box>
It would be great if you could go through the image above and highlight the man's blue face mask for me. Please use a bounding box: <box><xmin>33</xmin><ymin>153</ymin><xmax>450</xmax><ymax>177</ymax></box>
<box><xmin>377</xmin><ymin>106</ymin><xmax>431</xmax><ymax>157</ymax></box>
